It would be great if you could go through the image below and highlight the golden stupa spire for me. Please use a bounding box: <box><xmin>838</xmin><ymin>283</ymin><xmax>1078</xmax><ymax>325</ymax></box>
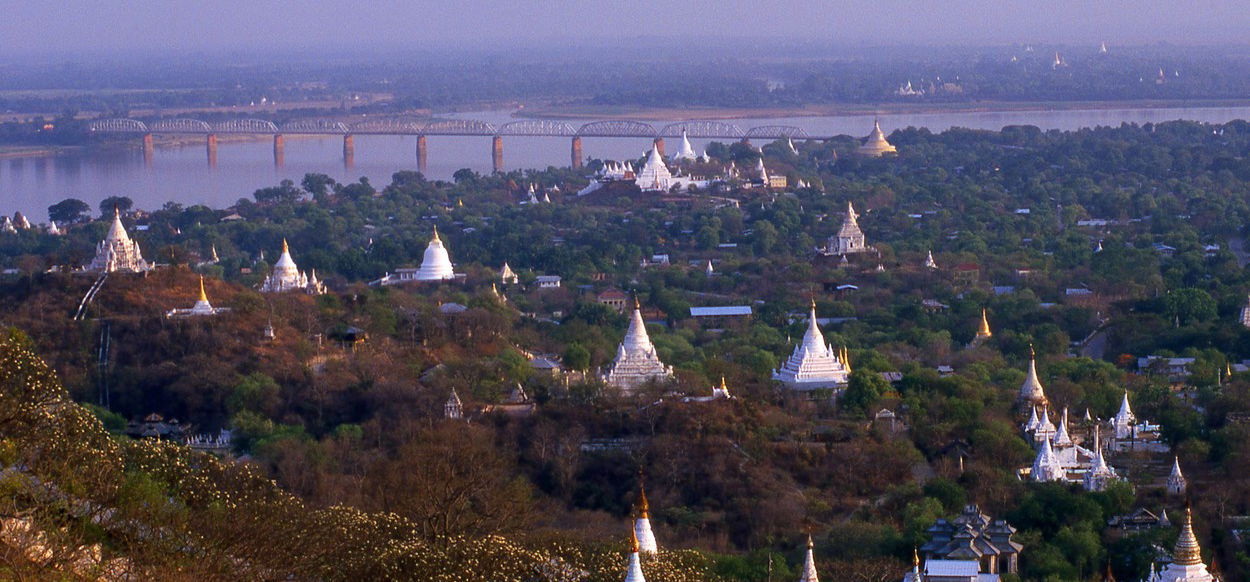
<box><xmin>913</xmin><ymin>547</ymin><xmax>920</xmax><ymax>569</ymax></box>
<box><xmin>637</xmin><ymin>480</ymin><xmax>650</xmax><ymax>519</ymax></box>
<box><xmin>431</xmin><ymin>225</ymin><xmax>440</xmax><ymax>242</ymax></box>
<box><xmin>1173</xmin><ymin>503</ymin><xmax>1203</xmax><ymax>566</ymax></box>
<box><xmin>977</xmin><ymin>308</ymin><xmax>992</xmax><ymax>338</ymax></box>
<box><xmin>198</xmin><ymin>276</ymin><xmax>208</xmax><ymax>303</ymax></box>
<box><xmin>281</xmin><ymin>238</ymin><xmax>289</xmax><ymax>254</ymax></box>
<box><xmin>629</xmin><ymin>524</ymin><xmax>641</xmax><ymax>553</ymax></box>
<box><xmin>721</xmin><ymin>376</ymin><xmax>728</xmax><ymax>392</ymax></box>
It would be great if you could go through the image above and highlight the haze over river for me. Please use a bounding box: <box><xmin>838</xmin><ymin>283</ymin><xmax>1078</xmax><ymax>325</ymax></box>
<box><xmin>6</xmin><ymin>105</ymin><xmax>1250</xmax><ymax>221</ymax></box>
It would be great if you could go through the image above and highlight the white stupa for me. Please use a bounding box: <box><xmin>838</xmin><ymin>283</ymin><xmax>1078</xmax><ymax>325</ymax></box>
<box><xmin>444</xmin><ymin>389</ymin><xmax>463</xmax><ymax>420</ymax></box>
<box><xmin>1018</xmin><ymin>347</ymin><xmax>1049</xmax><ymax>407</ymax></box>
<box><xmin>799</xmin><ymin>536</ymin><xmax>820</xmax><ymax>582</ymax></box>
<box><xmin>1083</xmin><ymin>426</ymin><xmax>1118</xmax><ymax>492</ymax></box>
<box><xmin>825</xmin><ymin>201</ymin><xmax>869</xmax><ymax>255</ymax></box>
<box><xmin>634</xmin><ymin>482</ymin><xmax>658</xmax><ymax>554</ymax></box>
<box><xmin>623</xmin><ymin>528</ymin><xmax>647</xmax><ymax>582</ymax></box>
<box><xmin>1112</xmin><ymin>391</ymin><xmax>1136</xmax><ymax>439</ymax></box>
<box><xmin>413</xmin><ymin>228</ymin><xmax>457</xmax><ymax>281</ymax></box>
<box><xmin>603</xmin><ymin>300</ymin><xmax>674</xmax><ymax>392</ymax></box>
<box><xmin>260</xmin><ymin>239</ymin><xmax>324</xmax><ymax>293</ymax></box>
<box><xmin>166</xmin><ymin>276</ymin><xmax>229</xmax><ymax>318</ymax></box>
<box><xmin>672</xmin><ymin>130</ymin><xmax>697</xmax><ymax>161</ymax></box>
<box><xmin>500</xmin><ymin>262</ymin><xmax>519</xmax><ymax>285</ymax></box>
<box><xmin>1168</xmin><ymin>457</ymin><xmax>1187</xmax><ymax>495</ymax></box>
<box><xmin>772</xmin><ymin>301</ymin><xmax>851</xmax><ymax>390</ymax></box>
<box><xmin>85</xmin><ymin>208</ymin><xmax>151</xmax><ymax>273</ymax></box>
<box><xmin>924</xmin><ymin>250</ymin><xmax>938</xmax><ymax>270</ymax></box>
<box><xmin>634</xmin><ymin>147</ymin><xmax>673</xmax><ymax>192</ymax></box>
<box><xmin>1030</xmin><ymin>436</ymin><xmax>1065</xmax><ymax>482</ymax></box>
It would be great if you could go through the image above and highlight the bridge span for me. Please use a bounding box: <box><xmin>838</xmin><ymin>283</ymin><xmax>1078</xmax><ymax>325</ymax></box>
<box><xmin>87</xmin><ymin>117</ymin><xmax>823</xmax><ymax>172</ymax></box>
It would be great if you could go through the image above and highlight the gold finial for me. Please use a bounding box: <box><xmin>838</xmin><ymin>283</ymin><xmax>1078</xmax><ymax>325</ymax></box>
<box><xmin>807</xmin><ymin>534</ymin><xmax>814</xmax><ymax>549</ymax></box>
<box><xmin>457</xmin><ymin>198</ymin><xmax>463</xmax><ymax>207</ymax></box>
<box><xmin>913</xmin><ymin>548</ymin><xmax>920</xmax><ymax>568</ymax></box>
<box><xmin>638</xmin><ymin>480</ymin><xmax>650</xmax><ymax>518</ymax></box>
<box><xmin>630</xmin><ymin>525</ymin><xmax>640</xmax><ymax>553</ymax></box>
<box><xmin>634</xmin><ymin>295</ymin><xmax>641</xmax><ymax>310</ymax></box>
<box><xmin>432</xmin><ymin>225</ymin><xmax>440</xmax><ymax>242</ymax></box>
<box><xmin>281</xmin><ymin>238</ymin><xmax>289</xmax><ymax>254</ymax></box>
<box><xmin>810</xmin><ymin>297</ymin><xmax>817</xmax><ymax>310</ymax></box>
<box><xmin>1029</xmin><ymin>343</ymin><xmax>1035</xmax><ymax>359</ymax></box>
<box><xmin>198</xmin><ymin>276</ymin><xmax>208</xmax><ymax>303</ymax></box>
<box><xmin>721</xmin><ymin>376</ymin><xmax>728</xmax><ymax>391</ymax></box>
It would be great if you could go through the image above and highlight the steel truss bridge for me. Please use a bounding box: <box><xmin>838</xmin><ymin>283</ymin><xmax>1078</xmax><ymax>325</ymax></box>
<box><xmin>88</xmin><ymin>117</ymin><xmax>826</xmax><ymax>171</ymax></box>
<box><xmin>87</xmin><ymin>117</ymin><xmax>820</xmax><ymax>139</ymax></box>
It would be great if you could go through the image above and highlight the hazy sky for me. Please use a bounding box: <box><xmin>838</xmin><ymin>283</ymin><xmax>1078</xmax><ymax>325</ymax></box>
<box><xmin>2</xmin><ymin>1</ymin><xmax>1248</xmax><ymax>56</ymax></box>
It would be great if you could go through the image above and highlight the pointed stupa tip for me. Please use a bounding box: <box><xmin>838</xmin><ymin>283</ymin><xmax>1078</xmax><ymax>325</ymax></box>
<box><xmin>198</xmin><ymin>276</ymin><xmax>208</xmax><ymax>303</ymax></box>
<box><xmin>913</xmin><ymin>547</ymin><xmax>920</xmax><ymax>570</ymax></box>
<box><xmin>977</xmin><ymin>308</ymin><xmax>992</xmax><ymax>338</ymax></box>
<box><xmin>630</xmin><ymin>525</ymin><xmax>641</xmax><ymax>553</ymax></box>
<box><xmin>282</xmin><ymin>238</ymin><xmax>289</xmax><ymax>254</ymax></box>
<box><xmin>431</xmin><ymin>225</ymin><xmax>440</xmax><ymax>242</ymax></box>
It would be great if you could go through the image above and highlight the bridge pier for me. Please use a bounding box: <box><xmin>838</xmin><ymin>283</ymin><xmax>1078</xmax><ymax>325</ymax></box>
<box><xmin>273</xmin><ymin>134</ymin><xmax>285</xmax><ymax>167</ymax></box>
<box><xmin>492</xmin><ymin>136</ymin><xmax>504</xmax><ymax>173</ymax></box>
<box><xmin>571</xmin><ymin>136</ymin><xmax>583</xmax><ymax>169</ymax></box>
<box><xmin>342</xmin><ymin>134</ymin><xmax>355</xmax><ymax>164</ymax></box>
<box><xmin>653</xmin><ymin>137</ymin><xmax>665</xmax><ymax>158</ymax></box>
<box><xmin>142</xmin><ymin>134</ymin><xmax>154</xmax><ymax>166</ymax></box>
<box><xmin>416</xmin><ymin>135</ymin><xmax>428</xmax><ymax>174</ymax></box>
<box><xmin>206</xmin><ymin>134</ymin><xmax>217</xmax><ymax>168</ymax></box>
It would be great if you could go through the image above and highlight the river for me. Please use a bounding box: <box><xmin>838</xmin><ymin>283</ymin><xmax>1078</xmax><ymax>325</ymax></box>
<box><xmin>5</xmin><ymin>105</ymin><xmax>1250</xmax><ymax>221</ymax></box>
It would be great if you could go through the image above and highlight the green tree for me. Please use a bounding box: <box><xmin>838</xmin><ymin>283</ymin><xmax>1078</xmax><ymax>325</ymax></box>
<box><xmin>843</xmin><ymin>369</ymin><xmax>888</xmax><ymax>415</ymax></box>
<box><xmin>1164</xmin><ymin>288</ymin><xmax>1216</xmax><ymax>326</ymax></box>
<box><xmin>48</xmin><ymin>198</ymin><xmax>91</xmax><ymax>224</ymax></box>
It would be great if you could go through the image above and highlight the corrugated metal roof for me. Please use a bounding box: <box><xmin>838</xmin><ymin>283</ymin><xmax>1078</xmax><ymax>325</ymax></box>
<box><xmin>924</xmin><ymin>560</ymin><xmax>980</xmax><ymax>576</ymax></box>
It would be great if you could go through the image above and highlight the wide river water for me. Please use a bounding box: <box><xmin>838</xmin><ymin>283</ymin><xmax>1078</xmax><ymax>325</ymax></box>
<box><xmin>6</xmin><ymin>105</ymin><xmax>1250</xmax><ymax>221</ymax></box>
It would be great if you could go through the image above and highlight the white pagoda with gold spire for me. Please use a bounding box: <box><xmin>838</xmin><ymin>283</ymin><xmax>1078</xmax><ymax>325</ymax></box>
<box><xmin>166</xmin><ymin>276</ymin><xmax>229</xmax><ymax>318</ymax></box>
<box><xmin>260</xmin><ymin>239</ymin><xmax>324</xmax><ymax>294</ymax></box>
<box><xmin>634</xmin><ymin>481</ymin><xmax>658</xmax><ymax>554</ymax></box>
<box><xmin>772</xmin><ymin>301</ymin><xmax>851</xmax><ymax>390</ymax></box>
<box><xmin>603</xmin><ymin>300</ymin><xmax>674</xmax><ymax>392</ymax></box>
<box><xmin>799</xmin><ymin>536</ymin><xmax>820</xmax><ymax>582</ymax></box>
<box><xmin>857</xmin><ymin>119</ymin><xmax>897</xmax><ymax>157</ymax></box>
<box><xmin>413</xmin><ymin>228</ymin><xmax>456</xmax><ymax>281</ymax></box>
<box><xmin>623</xmin><ymin>528</ymin><xmax>647</xmax><ymax>582</ymax></box>
<box><xmin>1152</xmin><ymin>506</ymin><xmax>1215</xmax><ymax>582</ymax></box>
<box><xmin>86</xmin><ymin>208</ymin><xmax>151</xmax><ymax>273</ymax></box>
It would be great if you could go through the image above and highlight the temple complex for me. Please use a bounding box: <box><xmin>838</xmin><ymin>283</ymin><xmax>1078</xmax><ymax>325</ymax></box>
<box><xmin>85</xmin><ymin>208</ymin><xmax>151</xmax><ymax>273</ymax></box>
<box><xmin>260</xmin><ymin>239</ymin><xmax>325</xmax><ymax>294</ymax></box>
<box><xmin>823</xmin><ymin>201</ymin><xmax>870</xmax><ymax>256</ymax></box>
<box><xmin>857</xmin><ymin>119</ymin><xmax>897</xmax><ymax>157</ymax></box>
<box><xmin>635</xmin><ymin>147</ymin><xmax>673</xmax><ymax>192</ymax></box>
<box><xmin>602</xmin><ymin>300</ymin><xmax>674</xmax><ymax>392</ymax></box>
<box><xmin>166</xmin><ymin>276</ymin><xmax>229</xmax><ymax>318</ymax></box>
<box><xmin>1084</xmin><ymin>426</ymin><xmax>1119</xmax><ymax>492</ymax></box>
<box><xmin>772</xmin><ymin>301</ymin><xmax>851</xmax><ymax>390</ymax></box>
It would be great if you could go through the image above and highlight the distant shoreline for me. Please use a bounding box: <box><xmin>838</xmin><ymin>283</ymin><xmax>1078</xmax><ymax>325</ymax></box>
<box><xmin>514</xmin><ymin>99</ymin><xmax>1250</xmax><ymax>122</ymax></box>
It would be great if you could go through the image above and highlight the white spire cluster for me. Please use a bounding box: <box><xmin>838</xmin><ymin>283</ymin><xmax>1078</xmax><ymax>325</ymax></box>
<box><xmin>772</xmin><ymin>302</ymin><xmax>851</xmax><ymax>390</ymax></box>
<box><xmin>260</xmin><ymin>239</ymin><xmax>325</xmax><ymax>294</ymax></box>
<box><xmin>86</xmin><ymin>208</ymin><xmax>151</xmax><ymax>273</ymax></box>
<box><xmin>603</xmin><ymin>300</ymin><xmax>674</xmax><ymax>392</ymax></box>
